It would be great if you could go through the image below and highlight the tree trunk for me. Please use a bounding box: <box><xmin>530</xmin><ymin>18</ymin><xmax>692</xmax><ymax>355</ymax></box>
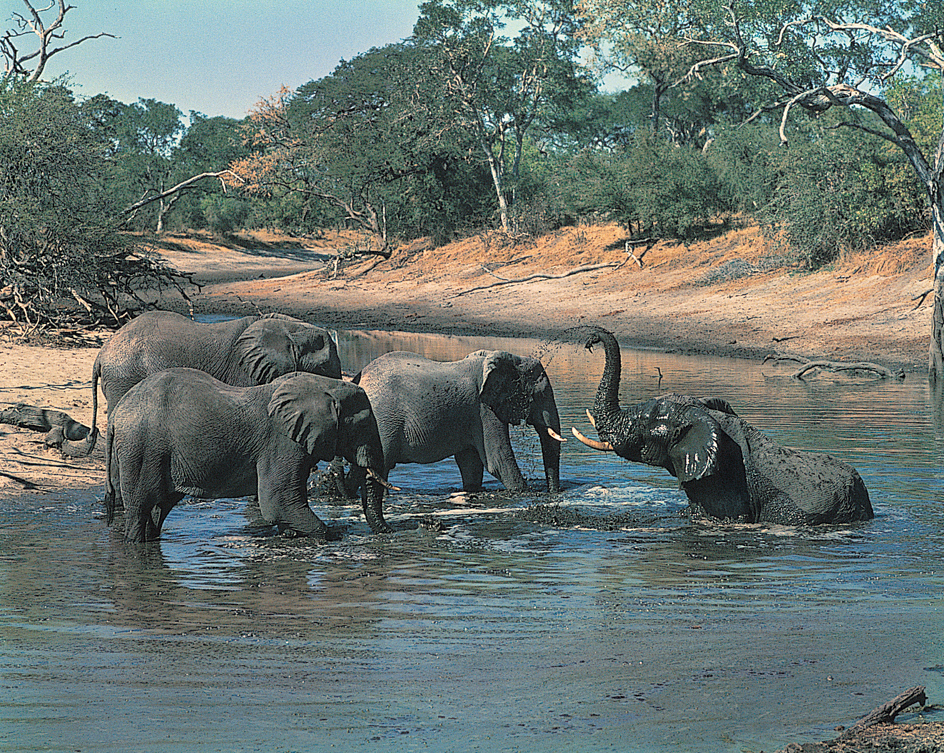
<box><xmin>929</xmin><ymin>197</ymin><xmax>944</xmax><ymax>380</ymax></box>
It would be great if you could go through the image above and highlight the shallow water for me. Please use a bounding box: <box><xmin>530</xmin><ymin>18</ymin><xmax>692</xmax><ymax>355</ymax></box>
<box><xmin>2</xmin><ymin>329</ymin><xmax>944</xmax><ymax>752</ymax></box>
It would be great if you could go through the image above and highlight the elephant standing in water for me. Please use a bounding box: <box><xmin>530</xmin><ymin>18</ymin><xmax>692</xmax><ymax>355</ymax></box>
<box><xmin>106</xmin><ymin>369</ymin><xmax>391</xmax><ymax>542</ymax></box>
<box><xmin>352</xmin><ymin>350</ymin><xmax>564</xmax><ymax>493</ymax></box>
<box><xmin>572</xmin><ymin>328</ymin><xmax>873</xmax><ymax>525</ymax></box>
<box><xmin>66</xmin><ymin>311</ymin><xmax>341</xmax><ymax>456</ymax></box>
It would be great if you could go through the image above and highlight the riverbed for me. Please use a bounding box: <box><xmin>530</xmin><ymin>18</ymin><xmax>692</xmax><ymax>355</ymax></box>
<box><xmin>2</xmin><ymin>329</ymin><xmax>942</xmax><ymax>752</ymax></box>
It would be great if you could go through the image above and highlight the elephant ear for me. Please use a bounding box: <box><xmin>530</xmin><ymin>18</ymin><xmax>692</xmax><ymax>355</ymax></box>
<box><xmin>236</xmin><ymin>317</ymin><xmax>306</xmax><ymax>384</ymax></box>
<box><xmin>665</xmin><ymin>409</ymin><xmax>723</xmax><ymax>482</ymax></box>
<box><xmin>479</xmin><ymin>351</ymin><xmax>529</xmax><ymax>424</ymax></box>
<box><xmin>267</xmin><ymin>375</ymin><xmax>339</xmax><ymax>459</ymax></box>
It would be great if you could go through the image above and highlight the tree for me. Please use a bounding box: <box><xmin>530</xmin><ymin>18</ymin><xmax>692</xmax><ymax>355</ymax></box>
<box><xmin>233</xmin><ymin>44</ymin><xmax>484</xmax><ymax>245</ymax></box>
<box><xmin>701</xmin><ymin>2</ymin><xmax>944</xmax><ymax>378</ymax></box>
<box><xmin>414</xmin><ymin>0</ymin><xmax>589</xmax><ymax>232</ymax></box>
<box><xmin>1</xmin><ymin>0</ymin><xmax>113</xmax><ymax>81</ymax></box>
<box><xmin>0</xmin><ymin>80</ymin><xmax>186</xmax><ymax>328</ymax></box>
<box><xmin>587</xmin><ymin>0</ymin><xmax>944</xmax><ymax>379</ymax></box>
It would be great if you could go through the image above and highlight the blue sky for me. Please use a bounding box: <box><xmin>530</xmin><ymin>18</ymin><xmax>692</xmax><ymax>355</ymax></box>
<box><xmin>19</xmin><ymin>1</ymin><xmax>423</xmax><ymax>120</ymax></box>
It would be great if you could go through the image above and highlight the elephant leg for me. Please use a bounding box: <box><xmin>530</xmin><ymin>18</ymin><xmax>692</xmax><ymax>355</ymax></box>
<box><xmin>454</xmin><ymin>448</ymin><xmax>484</xmax><ymax>492</ymax></box>
<box><xmin>481</xmin><ymin>413</ymin><xmax>527</xmax><ymax>491</ymax></box>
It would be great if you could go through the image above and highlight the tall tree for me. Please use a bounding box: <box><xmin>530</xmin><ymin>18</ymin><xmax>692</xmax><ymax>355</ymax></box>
<box><xmin>588</xmin><ymin>0</ymin><xmax>944</xmax><ymax>380</ymax></box>
<box><xmin>0</xmin><ymin>80</ymin><xmax>185</xmax><ymax>327</ymax></box>
<box><xmin>414</xmin><ymin>0</ymin><xmax>588</xmax><ymax>232</ymax></box>
<box><xmin>233</xmin><ymin>43</ymin><xmax>479</xmax><ymax>245</ymax></box>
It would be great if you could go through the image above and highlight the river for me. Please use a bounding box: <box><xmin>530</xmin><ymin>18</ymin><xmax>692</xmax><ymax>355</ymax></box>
<box><xmin>2</xmin><ymin>328</ymin><xmax>943</xmax><ymax>752</ymax></box>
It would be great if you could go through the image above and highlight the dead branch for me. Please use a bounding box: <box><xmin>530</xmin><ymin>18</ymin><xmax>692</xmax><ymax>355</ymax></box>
<box><xmin>450</xmin><ymin>261</ymin><xmax>624</xmax><ymax>298</ymax></box>
<box><xmin>792</xmin><ymin>360</ymin><xmax>899</xmax><ymax>379</ymax></box>
<box><xmin>843</xmin><ymin>686</ymin><xmax>927</xmax><ymax>736</ymax></box>
<box><xmin>124</xmin><ymin>170</ymin><xmax>245</xmax><ymax>216</ymax></box>
<box><xmin>2</xmin><ymin>0</ymin><xmax>115</xmax><ymax>81</ymax></box>
<box><xmin>914</xmin><ymin>288</ymin><xmax>933</xmax><ymax>309</ymax></box>
<box><xmin>624</xmin><ymin>239</ymin><xmax>655</xmax><ymax>268</ymax></box>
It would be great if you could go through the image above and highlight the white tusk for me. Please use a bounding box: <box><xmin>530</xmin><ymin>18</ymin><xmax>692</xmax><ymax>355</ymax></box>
<box><xmin>571</xmin><ymin>426</ymin><xmax>614</xmax><ymax>452</ymax></box>
<box><xmin>545</xmin><ymin>427</ymin><xmax>566</xmax><ymax>443</ymax></box>
<box><xmin>367</xmin><ymin>468</ymin><xmax>400</xmax><ymax>492</ymax></box>
<box><xmin>585</xmin><ymin>409</ymin><xmax>597</xmax><ymax>429</ymax></box>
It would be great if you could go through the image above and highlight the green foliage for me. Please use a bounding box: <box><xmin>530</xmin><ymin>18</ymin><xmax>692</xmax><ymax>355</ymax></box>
<box><xmin>547</xmin><ymin>135</ymin><xmax>730</xmax><ymax>240</ymax></box>
<box><xmin>200</xmin><ymin>194</ymin><xmax>249</xmax><ymax>236</ymax></box>
<box><xmin>0</xmin><ymin>80</ymin><xmax>186</xmax><ymax>327</ymax></box>
<box><xmin>759</xmin><ymin>121</ymin><xmax>929</xmax><ymax>268</ymax></box>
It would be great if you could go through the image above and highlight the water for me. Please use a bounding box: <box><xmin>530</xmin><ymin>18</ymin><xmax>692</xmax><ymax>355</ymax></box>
<box><xmin>2</xmin><ymin>329</ymin><xmax>944</xmax><ymax>752</ymax></box>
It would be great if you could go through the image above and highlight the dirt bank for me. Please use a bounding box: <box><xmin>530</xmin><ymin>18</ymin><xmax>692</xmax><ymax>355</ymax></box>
<box><xmin>156</xmin><ymin>224</ymin><xmax>933</xmax><ymax>373</ymax></box>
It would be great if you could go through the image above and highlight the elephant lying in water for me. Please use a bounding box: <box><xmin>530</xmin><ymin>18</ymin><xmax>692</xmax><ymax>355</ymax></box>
<box><xmin>350</xmin><ymin>349</ymin><xmax>564</xmax><ymax>493</ymax></box>
<box><xmin>66</xmin><ymin>311</ymin><xmax>341</xmax><ymax>456</ymax></box>
<box><xmin>106</xmin><ymin>368</ymin><xmax>391</xmax><ymax>542</ymax></box>
<box><xmin>572</xmin><ymin>328</ymin><xmax>874</xmax><ymax>525</ymax></box>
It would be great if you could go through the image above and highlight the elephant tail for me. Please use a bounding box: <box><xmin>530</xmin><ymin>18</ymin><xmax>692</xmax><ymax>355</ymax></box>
<box><xmin>103</xmin><ymin>419</ymin><xmax>117</xmax><ymax>526</ymax></box>
<box><xmin>61</xmin><ymin>357</ymin><xmax>101</xmax><ymax>457</ymax></box>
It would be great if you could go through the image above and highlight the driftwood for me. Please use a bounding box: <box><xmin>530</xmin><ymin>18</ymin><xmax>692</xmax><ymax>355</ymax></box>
<box><xmin>0</xmin><ymin>403</ymin><xmax>96</xmax><ymax>456</ymax></box>
<box><xmin>764</xmin><ymin>355</ymin><xmax>901</xmax><ymax>380</ymax></box>
<box><xmin>843</xmin><ymin>686</ymin><xmax>928</xmax><ymax>736</ymax></box>
<box><xmin>451</xmin><ymin>261</ymin><xmax>627</xmax><ymax>298</ymax></box>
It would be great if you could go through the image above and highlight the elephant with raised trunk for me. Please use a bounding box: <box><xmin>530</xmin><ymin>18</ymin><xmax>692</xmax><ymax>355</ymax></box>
<box><xmin>572</xmin><ymin>328</ymin><xmax>873</xmax><ymax>525</ymax></box>
<box><xmin>66</xmin><ymin>311</ymin><xmax>341</xmax><ymax>456</ymax></box>
<box><xmin>106</xmin><ymin>368</ymin><xmax>391</xmax><ymax>542</ymax></box>
<box><xmin>352</xmin><ymin>349</ymin><xmax>564</xmax><ymax>493</ymax></box>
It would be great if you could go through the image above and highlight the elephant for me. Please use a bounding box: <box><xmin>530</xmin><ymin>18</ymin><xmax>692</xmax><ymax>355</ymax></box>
<box><xmin>349</xmin><ymin>349</ymin><xmax>564</xmax><ymax>493</ymax></box>
<box><xmin>65</xmin><ymin>311</ymin><xmax>342</xmax><ymax>456</ymax></box>
<box><xmin>571</xmin><ymin>328</ymin><xmax>874</xmax><ymax>525</ymax></box>
<box><xmin>105</xmin><ymin>368</ymin><xmax>391</xmax><ymax>542</ymax></box>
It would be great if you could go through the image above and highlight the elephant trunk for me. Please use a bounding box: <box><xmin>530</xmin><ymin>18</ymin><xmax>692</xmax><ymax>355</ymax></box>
<box><xmin>360</xmin><ymin>470</ymin><xmax>391</xmax><ymax>533</ymax></box>
<box><xmin>586</xmin><ymin>328</ymin><xmax>624</xmax><ymax>426</ymax></box>
<box><xmin>531</xmin><ymin>393</ymin><xmax>562</xmax><ymax>493</ymax></box>
<box><xmin>538</xmin><ymin>428</ymin><xmax>562</xmax><ymax>493</ymax></box>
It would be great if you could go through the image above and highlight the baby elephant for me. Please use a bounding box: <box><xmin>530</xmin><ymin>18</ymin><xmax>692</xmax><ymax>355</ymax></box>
<box><xmin>105</xmin><ymin>368</ymin><xmax>391</xmax><ymax>542</ymax></box>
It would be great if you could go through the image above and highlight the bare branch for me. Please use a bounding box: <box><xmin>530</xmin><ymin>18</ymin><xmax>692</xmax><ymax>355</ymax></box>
<box><xmin>123</xmin><ymin>170</ymin><xmax>245</xmax><ymax>215</ymax></box>
<box><xmin>1</xmin><ymin>0</ymin><xmax>114</xmax><ymax>81</ymax></box>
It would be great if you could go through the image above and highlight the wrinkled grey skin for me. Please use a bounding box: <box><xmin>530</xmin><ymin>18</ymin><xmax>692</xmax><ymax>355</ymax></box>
<box><xmin>66</xmin><ymin>311</ymin><xmax>341</xmax><ymax>456</ymax></box>
<box><xmin>105</xmin><ymin>368</ymin><xmax>389</xmax><ymax>543</ymax></box>
<box><xmin>352</xmin><ymin>349</ymin><xmax>562</xmax><ymax>493</ymax></box>
<box><xmin>577</xmin><ymin>328</ymin><xmax>873</xmax><ymax>525</ymax></box>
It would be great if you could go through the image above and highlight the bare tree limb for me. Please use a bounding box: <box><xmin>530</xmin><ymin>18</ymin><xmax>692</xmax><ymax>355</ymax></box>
<box><xmin>450</xmin><ymin>261</ymin><xmax>625</xmax><ymax>297</ymax></box>
<box><xmin>1</xmin><ymin>1</ymin><xmax>115</xmax><ymax>81</ymax></box>
<box><xmin>792</xmin><ymin>360</ymin><xmax>898</xmax><ymax>379</ymax></box>
<box><xmin>123</xmin><ymin>170</ymin><xmax>245</xmax><ymax>215</ymax></box>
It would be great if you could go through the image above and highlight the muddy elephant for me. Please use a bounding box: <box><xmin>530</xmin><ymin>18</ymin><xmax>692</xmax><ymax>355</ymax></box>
<box><xmin>105</xmin><ymin>368</ymin><xmax>391</xmax><ymax>542</ymax></box>
<box><xmin>66</xmin><ymin>311</ymin><xmax>341</xmax><ymax>456</ymax></box>
<box><xmin>351</xmin><ymin>349</ymin><xmax>563</xmax><ymax>493</ymax></box>
<box><xmin>572</xmin><ymin>328</ymin><xmax>873</xmax><ymax>525</ymax></box>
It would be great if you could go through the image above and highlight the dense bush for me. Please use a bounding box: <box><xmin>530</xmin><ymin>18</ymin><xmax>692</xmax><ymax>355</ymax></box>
<box><xmin>0</xmin><ymin>80</ymin><xmax>186</xmax><ymax>327</ymax></box>
<box><xmin>758</xmin><ymin>122</ymin><xmax>928</xmax><ymax>268</ymax></box>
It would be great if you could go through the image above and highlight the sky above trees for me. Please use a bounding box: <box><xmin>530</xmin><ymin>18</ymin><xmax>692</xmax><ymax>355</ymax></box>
<box><xmin>35</xmin><ymin>0</ymin><xmax>422</xmax><ymax>119</ymax></box>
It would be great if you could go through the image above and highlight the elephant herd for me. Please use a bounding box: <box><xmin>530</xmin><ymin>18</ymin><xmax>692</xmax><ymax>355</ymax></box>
<box><xmin>84</xmin><ymin>311</ymin><xmax>873</xmax><ymax>543</ymax></box>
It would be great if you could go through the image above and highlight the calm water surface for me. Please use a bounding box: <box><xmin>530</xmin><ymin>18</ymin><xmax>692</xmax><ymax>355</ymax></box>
<box><xmin>2</xmin><ymin>329</ymin><xmax>943</xmax><ymax>752</ymax></box>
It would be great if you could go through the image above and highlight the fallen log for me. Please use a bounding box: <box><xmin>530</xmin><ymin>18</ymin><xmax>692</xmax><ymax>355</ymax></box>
<box><xmin>843</xmin><ymin>686</ymin><xmax>928</xmax><ymax>736</ymax></box>
<box><xmin>763</xmin><ymin>355</ymin><xmax>901</xmax><ymax>380</ymax></box>
<box><xmin>0</xmin><ymin>403</ymin><xmax>96</xmax><ymax>456</ymax></box>
<box><xmin>792</xmin><ymin>360</ymin><xmax>900</xmax><ymax>380</ymax></box>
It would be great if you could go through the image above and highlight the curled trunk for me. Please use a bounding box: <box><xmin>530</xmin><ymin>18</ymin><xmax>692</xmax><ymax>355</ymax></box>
<box><xmin>586</xmin><ymin>328</ymin><xmax>625</xmax><ymax>427</ymax></box>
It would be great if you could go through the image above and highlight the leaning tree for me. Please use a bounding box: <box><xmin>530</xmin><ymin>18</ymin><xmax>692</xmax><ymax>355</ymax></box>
<box><xmin>583</xmin><ymin>0</ymin><xmax>944</xmax><ymax>379</ymax></box>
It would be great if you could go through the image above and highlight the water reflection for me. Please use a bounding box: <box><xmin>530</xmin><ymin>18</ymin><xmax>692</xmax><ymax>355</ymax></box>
<box><xmin>2</xmin><ymin>329</ymin><xmax>943</xmax><ymax>753</ymax></box>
